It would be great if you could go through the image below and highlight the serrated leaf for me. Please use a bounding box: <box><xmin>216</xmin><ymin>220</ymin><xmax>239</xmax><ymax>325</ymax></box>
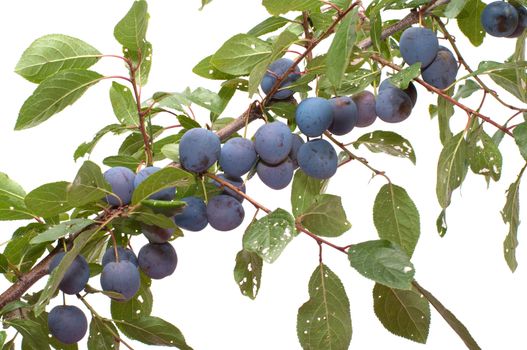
<box><xmin>242</xmin><ymin>208</ymin><xmax>295</xmax><ymax>263</ymax></box>
<box><xmin>348</xmin><ymin>240</ymin><xmax>415</xmax><ymax>289</ymax></box>
<box><xmin>0</xmin><ymin>172</ymin><xmax>34</xmax><ymax>221</ymax></box>
<box><xmin>112</xmin><ymin>273</ymin><xmax>153</xmax><ymax>321</ymax></box>
<box><xmin>502</xmin><ymin>165</ymin><xmax>526</xmax><ymax>272</ymax></box>
<box><xmin>326</xmin><ymin>8</ymin><xmax>358</xmax><ymax>88</ymax></box>
<box><xmin>297</xmin><ymin>264</ymin><xmax>352</xmax><ymax>350</ymax></box>
<box><xmin>25</xmin><ymin>182</ymin><xmax>72</xmax><ymax>218</ymax></box>
<box><xmin>114</xmin><ymin>0</ymin><xmax>148</xmax><ymax>51</ymax></box>
<box><xmin>110</xmin><ymin>82</ymin><xmax>139</xmax><ymax>126</ymax></box>
<box><xmin>467</xmin><ymin>126</ymin><xmax>502</xmax><ymax>181</ymax></box>
<box><xmin>248</xmin><ymin>16</ymin><xmax>290</xmax><ymax>37</ymax></box>
<box><xmin>300</xmin><ymin>194</ymin><xmax>350</xmax><ymax>237</ymax></box>
<box><xmin>353</xmin><ymin>131</ymin><xmax>416</xmax><ymax>164</ymax></box>
<box><xmin>15</xmin><ymin>34</ymin><xmax>101</xmax><ymax>84</ymax></box>
<box><xmin>211</xmin><ymin>34</ymin><xmax>272</xmax><ymax>75</ymax></box>
<box><xmin>454</xmin><ymin>79</ymin><xmax>480</xmax><ymax>99</ymax></box>
<box><xmin>436</xmin><ymin>132</ymin><xmax>468</xmax><ymax>208</ymax></box>
<box><xmin>113</xmin><ymin>316</ymin><xmax>192</xmax><ymax>349</ymax></box>
<box><xmin>388</xmin><ymin>63</ymin><xmax>421</xmax><ymax>89</ymax></box>
<box><xmin>481</xmin><ymin>61</ymin><xmax>527</xmax><ymax>103</ymax></box>
<box><xmin>291</xmin><ymin>171</ymin><xmax>328</xmax><ymax>217</ymax></box>
<box><xmin>103</xmin><ymin>155</ymin><xmax>141</xmax><ymax>171</ymax></box>
<box><xmin>126</xmin><ymin>41</ymin><xmax>152</xmax><ymax>87</ymax></box>
<box><xmin>234</xmin><ymin>249</ymin><xmax>263</xmax><ymax>299</ymax></box>
<box><xmin>68</xmin><ymin>160</ymin><xmax>111</xmax><ymax>207</ymax></box>
<box><xmin>177</xmin><ymin>115</ymin><xmax>201</xmax><ymax>130</ymax></box>
<box><xmin>131</xmin><ymin>167</ymin><xmax>194</xmax><ymax>205</ymax></box>
<box><xmin>74</xmin><ymin>124</ymin><xmax>127</xmax><ymax>161</ymax></box>
<box><xmin>262</xmin><ymin>0</ymin><xmax>320</xmax><ymax>15</ymax></box>
<box><xmin>192</xmin><ymin>55</ymin><xmax>236</xmax><ymax>80</ymax></box>
<box><xmin>88</xmin><ymin>318</ymin><xmax>120</xmax><ymax>350</ymax></box>
<box><xmin>6</xmin><ymin>319</ymin><xmax>51</xmax><ymax>350</ymax></box>
<box><xmin>185</xmin><ymin>87</ymin><xmax>224</xmax><ymax>114</ymax></box>
<box><xmin>3</xmin><ymin>224</ymin><xmax>47</xmax><ymax>279</ymax></box>
<box><xmin>30</xmin><ymin>218</ymin><xmax>94</xmax><ymax>244</ymax></box>
<box><xmin>374</xmin><ymin>184</ymin><xmax>420</xmax><ymax>257</ymax></box>
<box><xmin>373</xmin><ymin>283</ymin><xmax>430</xmax><ymax>344</ymax></box>
<box><xmin>457</xmin><ymin>0</ymin><xmax>486</xmax><ymax>47</ymax></box>
<box><xmin>15</xmin><ymin>69</ymin><xmax>103</xmax><ymax>130</ymax></box>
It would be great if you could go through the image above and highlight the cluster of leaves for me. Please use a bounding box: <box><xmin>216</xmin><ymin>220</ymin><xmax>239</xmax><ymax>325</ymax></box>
<box><xmin>1</xmin><ymin>0</ymin><xmax>527</xmax><ymax>349</ymax></box>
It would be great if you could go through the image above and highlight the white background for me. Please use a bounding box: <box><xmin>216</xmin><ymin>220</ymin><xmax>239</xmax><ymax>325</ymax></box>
<box><xmin>1</xmin><ymin>1</ymin><xmax>526</xmax><ymax>349</ymax></box>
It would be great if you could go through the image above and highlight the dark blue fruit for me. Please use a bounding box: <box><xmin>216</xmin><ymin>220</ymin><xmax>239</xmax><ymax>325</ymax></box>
<box><xmin>508</xmin><ymin>6</ymin><xmax>527</xmax><ymax>38</ymax></box>
<box><xmin>48</xmin><ymin>305</ymin><xmax>88</xmax><ymax>344</ymax></box>
<box><xmin>297</xmin><ymin>139</ymin><xmax>338</xmax><ymax>179</ymax></box>
<box><xmin>295</xmin><ymin>97</ymin><xmax>334</xmax><ymax>137</ymax></box>
<box><xmin>174</xmin><ymin>196</ymin><xmax>208</xmax><ymax>231</ymax></box>
<box><xmin>49</xmin><ymin>252</ymin><xmax>90</xmax><ymax>295</ymax></box>
<box><xmin>100</xmin><ymin>260</ymin><xmax>140</xmax><ymax>301</ymax></box>
<box><xmin>102</xmin><ymin>246</ymin><xmax>138</xmax><ymax>267</ymax></box>
<box><xmin>206</xmin><ymin>195</ymin><xmax>245</xmax><ymax>231</ymax></box>
<box><xmin>134</xmin><ymin>167</ymin><xmax>176</xmax><ymax>201</ymax></box>
<box><xmin>256</xmin><ymin>158</ymin><xmax>294</xmax><ymax>190</ymax></box>
<box><xmin>289</xmin><ymin>134</ymin><xmax>305</xmax><ymax>168</ymax></box>
<box><xmin>379</xmin><ymin>79</ymin><xmax>417</xmax><ymax>107</ymax></box>
<box><xmin>138</xmin><ymin>243</ymin><xmax>178</xmax><ymax>279</ymax></box>
<box><xmin>211</xmin><ymin>173</ymin><xmax>246</xmax><ymax>202</ymax></box>
<box><xmin>328</xmin><ymin>96</ymin><xmax>358</xmax><ymax>136</ymax></box>
<box><xmin>219</xmin><ymin>137</ymin><xmax>257</xmax><ymax>177</ymax></box>
<box><xmin>261</xmin><ymin>58</ymin><xmax>301</xmax><ymax>100</ymax></box>
<box><xmin>103</xmin><ymin>167</ymin><xmax>135</xmax><ymax>207</ymax></box>
<box><xmin>375</xmin><ymin>88</ymin><xmax>413</xmax><ymax>123</ymax></box>
<box><xmin>352</xmin><ymin>91</ymin><xmax>377</xmax><ymax>127</ymax></box>
<box><xmin>180</xmin><ymin>128</ymin><xmax>221</xmax><ymax>173</ymax></box>
<box><xmin>399</xmin><ymin>27</ymin><xmax>439</xmax><ymax>67</ymax></box>
<box><xmin>421</xmin><ymin>46</ymin><xmax>458</xmax><ymax>90</ymax></box>
<box><xmin>254</xmin><ymin>121</ymin><xmax>293</xmax><ymax>165</ymax></box>
<box><xmin>142</xmin><ymin>224</ymin><xmax>174</xmax><ymax>244</ymax></box>
<box><xmin>481</xmin><ymin>1</ymin><xmax>519</xmax><ymax>37</ymax></box>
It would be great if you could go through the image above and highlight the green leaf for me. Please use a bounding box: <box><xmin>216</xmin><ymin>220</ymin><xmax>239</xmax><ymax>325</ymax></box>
<box><xmin>15</xmin><ymin>34</ymin><xmax>101</xmax><ymax>84</ymax></box>
<box><xmin>5</xmin><ymin>319</ymin><xmax>50</xmax><ymax>350</ymax></box>
<box><xmin>15</xmin><ymin>70</ymin><xmax>103</xmax><ymax>130</ymax></box>
<box><xmin>243</xmin><ymin>209</ymin><xmax>295</xmax><ymax>263</ymax></box>
<box><xmin>436</xmin><ymin>132</ymin><xmax>468</xmax><ymax>208</ymax></box>
<box><xmin>131</xmin><ymin>167</ymin><xmax>194</xmax><ymax>205</ymax></box>
<box><xmin>211</xmin><ymin>34</ymin><xmax>272</xmax><ymax>75</ymax></box>
<box><xmin>141</xmin><ymin>199</ymin><xmax>186</xmax><ymax>213</ymax></box>
<box><xmin>445</xmin><ymin>0</ymin><xmax>469</xmax><ymax>18</ymax></box>
<box><xmin>348</xmin><ymin>240</ymin><xmax>415</xmax><ymax>290</ymax></box>
<box><xmin>234</xmin><ymin>249</ymin><xmax>263</xmax><ymax>299</ymax></box>
<box><xmin>297</xmin><ymin>264</ymin><xmax>352</xmax><ymax>350</ymax></box>
<box><xmin>454</xmin><ymin>79</ymin><xmax>480</xmax><ymax>99</ymax></box>
<box><xmin>373</xmin><ymin>184</ymin><xmax>420</xmax><ymax>257</ymax></box>
<box><xmin>114</xmin><ymin>0</ymin><xmax>149</xmax><ymax>51</ymax></box>
<box><xmin>103</xmin><ymin>155</ymin><xmax>141</xmax><ymax>171</ymax></box>
<box><xmin>161</xmin><ymin>144</ymin><xmax>180</xmax><ymax>162</ymax></box>
<box><xmin>501</xmin><ymin>165</ymin><xmax>526</xmax><ymax>272</ymax></box>
<box><xmin>25</xmin><ymin>181</ymin><xmax>72</xmax><ymax>218</ymax></box>
<box><xmin>467</xmin><ymin>126</ymin><xmax>502</xmax><ymax>181</ymax></box>
<box><xmin>271</xmin><ymin>30</ymin><xmax>299</xmax><ymax>58</ymax></box>
<box><xmin>192</xmin><ymin>55</ymin><xmax>236</xmax><ymax>80</ymax></box>
<box><xmin>3</xmin><ymin>224</ymin><xmax>47</xmax><ymax>279</ymax></box>
<box><xmin>291</xmin><ymin>170</ymin><xmax>328</xmax><ymax>217</ymax></box>
<box><xmin>248</xmin><ymin>57</ymin><xmax>272</xmax><ymax>97</ymax></box>
<box><xmin>353</xmin><ymin>131</ymin><xmax>416</xmax><ymax>164</ymax></box>
<box><xmin>34</xmin><ymin>227</ymin><xmax>98</xmax><ymax>316</ymax></box>
<box><xmin>185</xmin><ymin>87</ymin><xmax>224</xmax><ymax>114</ymax></box>
<box><xmin>268</xmin><ymin>102</ymin><xmax>297</xmax><ymax>121</ymax></box>
<box><xmin>300</xmin><ymin>194</ymin><xmax>351</xmax><ymax>237</ymax></box>
<box><xmin>248</xmin><ymin>16</ymin><xmax>290</xmax><ymax>37</ymax></box>
<box><xmin>388</xmin><ymin>63</ymin><xmax>421</xmax><ymax>89</ymax></box>
<box><xmin>177</xmin><ymin>115</ymin><xmax>201</xmax><ymax>130</ymax></box>
<box><xmin>0</xmin><ymin>332</ymin><xmax>5</xmax><ymax>348</ymax></box>
<box><xmin>74</xmin><ymin>124</ymin><xmax>127</xmax><ymax>161</ymax></box>
<box><xmin>318</xmin><ymin>69</ymin><xmax>381</xmax><ymax>96</ymax></box>
<box><xmin>262</xmin><ymin>0</ymin><xmax>320</xmax><ymax>15</ymax></box>
<box><xmin>131</xmin><ymin>211</ymin><xmax>177</xmax><ymax>229</ymax></box>
<box><xmin>370</xmin><ymin>11</ymin><xmax>391</xmax><ymax>60</ymax></box>
<box><xmin>482</xmin><ymin>61</ymin><xmax>527</xmax><ymax>103</ymax></box>
<box><xmin>88</xmin><ymin>318</ymin><xmax>120</xmax><ymax>350</ymax></box>
<box><xmin>31</xmin><ymin>312</ymin><xmax>78</xmax><ymax>350</ymax></box>
<box><xmin>0</xmin><ymin>172</ymin><xmax>34</xmax><ymax>221</ymax></box>
<box><xmin>437</xmin><ymin>88</ymin><xmax>455</xmax><ymax>145</ymax></box>
<box><xmin>112</xmin><ymin>273</ymin><xmax>153</xmax><ymax>321</ymax></box>
<box><xmin>457</xmin><ymin>0</ymin><xmax>486</xmax><ymax>47</ymax></box>
<box><xmin>113</xmin><ymin>316</ymin><xmax>192</xmax><ymax>349</ymax></box>
<box><xmin>126</xmin><ymin>41</ymin><xmax>153</xmax><ymax>87</ymax></box>
<box><xmin>68</xmin><ymin>160</ymin><xmax>111</xmax><ymax>207</ymax></box>
<box><xmin>373</xmin><ymin>283</ymin><xmax>430</xmax><ymax>344</ymax></box>
<box><xmin>30</xmin><ymin>218</ymin><xmax>94</xmax><ymax>244</ymax></box>
<box><xmin>200</xmin><ymin>0</ymin><xmax>213</xmax><ymax>10</ymax></box>
<box><xmin>326</xmin><ymin>8</ymin><xmax>358</xmax><ymax>88</ymax></box>
<box><xmin>110</xmin><ymin>82</ymin><xmax>139</xmax><ymax>126</ymax></box>
<box><xmin>514</xmin><ymin>122</ymin><xmax>527</xmax><ymax>160</ymax></box>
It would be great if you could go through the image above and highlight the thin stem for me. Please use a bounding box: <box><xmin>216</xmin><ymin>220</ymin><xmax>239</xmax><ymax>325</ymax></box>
<box><xmin>129</xmin><ymin>63</ymin><xmax>153</xmax><ymax>166</ymax></box>
<box><xmin>109</xmin><ymin>230</ymin><xmax>120</xmax><ymax>263</ymax></box>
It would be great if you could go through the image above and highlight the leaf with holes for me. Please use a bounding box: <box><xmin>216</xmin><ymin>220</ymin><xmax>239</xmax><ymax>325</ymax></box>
<box><xmin>88</xmin><ymin>317</ymin><xmax>120</xmax><ymax>350</ymax></box>
<box><xmin>111</xmin><ymin>272</ymin><xmax>153</xmax><ymax>321</ymax></box>
<box><xmin>348</xmin><ymin>240</ymin><xmax>415</xmax><ymax>290</ymax></box>
<box><xmin>374</xmin><ymin>183</ymin><xmax>420</xmax><ymax>257</ymax></box>
<box><xmin>0</xmin><ymin>172</ymin><xmax>34</xmax><ymax>221</ymax></box>
<box><xmin>388</xmin><ymin>63</ymin><xmax>421</xmax><ymax>90</ymax></box>
<box><xmin>6</xmin><ymin>319</ymin><xmax>51</xmax><ymax>350</ymax></box>
<box><xmin>234</xmin><ymin>249</ymin><xmax>263</xmax><ymax>299</ymax></box>
<box><xmin>25</xmin><ymin>182</ymin><xmax>73</xmax><ymax>218</ymax></box>
<box><xmin>467</xmin><ymin>126</ymin><xmax>502</xmax><ymax>181</ymax></box>
<box><xmin>436</xmin><ymin>132</ymin><xmax>469</xmax><ymax>209</ymax></box>
<box><xmin>353</xmin><ymin>131</ymin><xmax>416</xmax><ymax>164</ymax></box>
<box><xmin>300</xmin><ymin>194</ymin><xmax>350</xmax><ymax>237</ymax></box>
<box><xmin>457</xmin><ymin>0</ymin><xmax>486</xmax><ymax>47</ymax></box>
<box><xmin>242</xmin><ymin>208</ymin><xmax>295</xmax><ymax>263</ymax></box>
<box><xmin>193</xmin><ymin>55</ymin><xmax>236</xmax><ymax>80</ymax></box>
<box><xmin>373</xmin><ymin>283</ymin><xmax>430</xmax><ymax>344</ymax></box>
<box><xmin>114</xmin><ymin>0</ymin><xmax>149</xmax><ymax>51</ymax></box>
<box><xmin>15</xmin><ymin>34</ymin><xmax>101</xmax><ymax>84</ymax></box>
<box><xmin>211</xmin><ymin>34</ymin><xmax>272</xmax><ymax>75</ymax></box>
<box><xmin>110</xmin><ymin>82</ymin><xmax>139</xmax><ymax>126</ymax></box>
<box><xmin>297</xmin><ymin>264</ymin><xmax>352</xmax><ymax>350</ymax></box>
